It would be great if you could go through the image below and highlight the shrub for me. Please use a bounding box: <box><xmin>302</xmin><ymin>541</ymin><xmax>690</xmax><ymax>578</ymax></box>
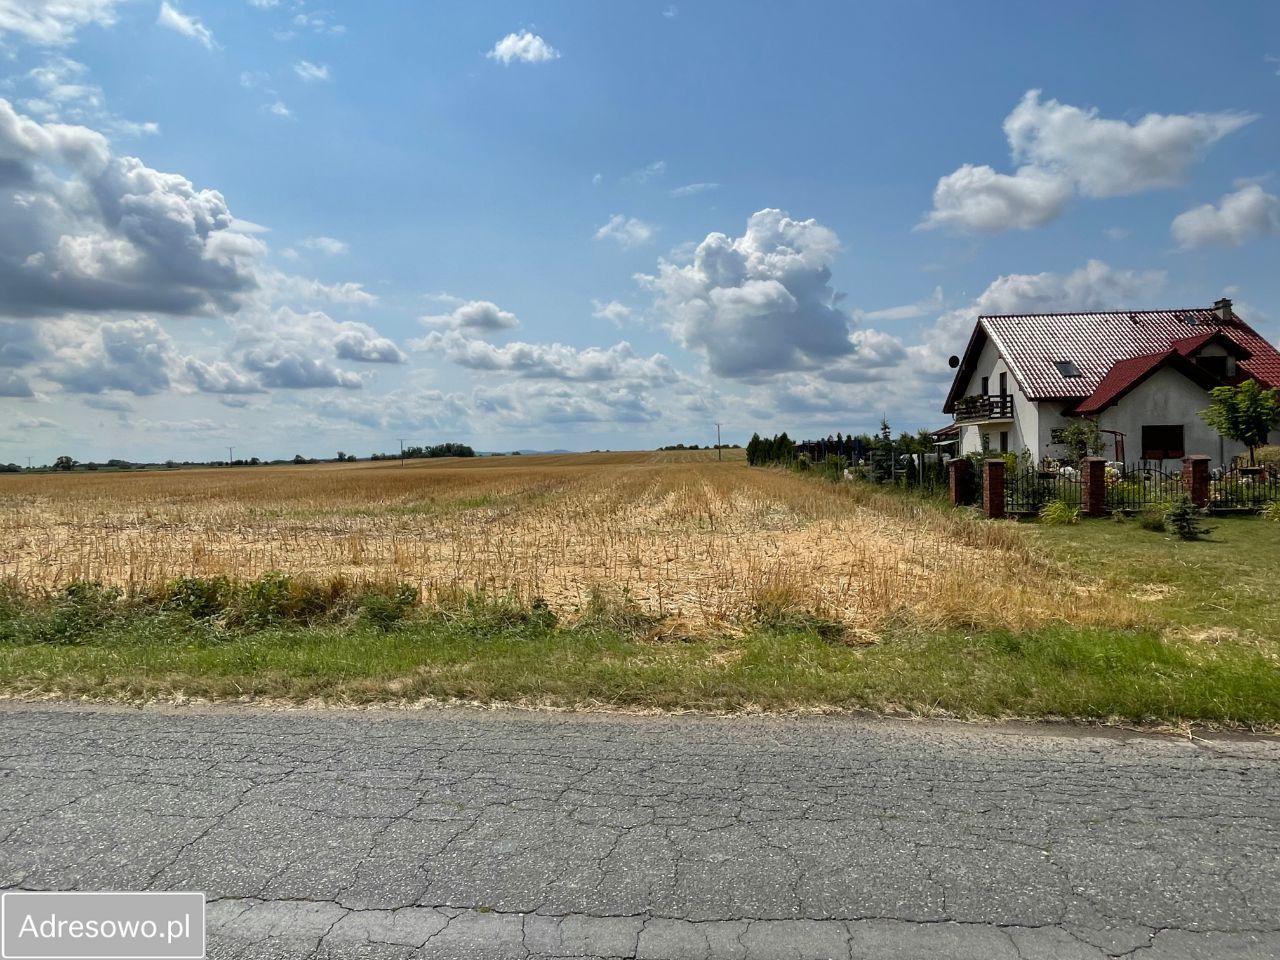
<box><xmin>1261</xmin><ymin>500</ymin><xmax>1280</xmax><ymax>523</ymax></box>
<box><xmin>1136</xmin><ymin>507</ymin><xmax>1167</xmax><ymax>532</ymax></box>
<box><xmin>1039</xmin><ymin>499</ymin><xmax>1080</xmax><ymax>525</ymax></box>
<box><xmin>231</xmin><ymin>571</ymin><xmax>294</xmax><ymax>628</ymax></box>
<box><xmin>819</xmin><ymin>454</ymin><xmax>849</xmax><ymax>483</ymax></box>
<box><xmin>226</xmin><ymin>572</ymin><xmax>361</xmax><ymax>629</ymax></box>
<box><xmin>163</xmin><ymin>576</ymin><xmax>233</xmax><ymax>619</ymax></box>
<box><xmin>20</xmin><ymin>581</ymin><xmax>124</xmax><ymax>645</ymax></box>
<box><xmin>1166</xmin><ymin>496</ymin><xmax>1210</xmax><ymax>541</ymax></box>
<box><xmin>357</xmin><ymin>582</ymin><xmax>419</xmax><ymax>631</ymax></box>
<box><xmin>1256</xmin><ymin>445</ymin><xmax>1280</xmax><ymax>473</ymax></box>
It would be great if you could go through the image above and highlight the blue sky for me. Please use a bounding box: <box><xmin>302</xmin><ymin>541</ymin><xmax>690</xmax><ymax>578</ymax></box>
<box><xmin>2</xmin><ymin>0</ymin><xmax>1279</xmax><ymax>463</ymax></box>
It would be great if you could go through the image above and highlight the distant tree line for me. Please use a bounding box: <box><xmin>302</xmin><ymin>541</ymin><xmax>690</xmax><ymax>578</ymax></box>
<box><xmin>748</xmin><ymin>422</ymin><xmax>940</xmax><ymax>482</ymax></box>
<box><xmin>657</xmin><ymin>443</ymin><xmax>742</xmax><ymax>451</ymax></box>
<box><xmin>746</xmin><ymin>432</ymin><xmax>797</xmax><ymax>466</ymax></box>
<box><xmin>369</xmin><ymin>442</ymin><xmax>476</xmax><ymax>461</ymax></box>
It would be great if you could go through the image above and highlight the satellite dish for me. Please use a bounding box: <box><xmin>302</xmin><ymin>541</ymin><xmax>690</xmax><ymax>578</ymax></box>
<box><xmin>947</xmin><ymin>355</ymin><xmax>960</xmax><ymax>369</ymax></box>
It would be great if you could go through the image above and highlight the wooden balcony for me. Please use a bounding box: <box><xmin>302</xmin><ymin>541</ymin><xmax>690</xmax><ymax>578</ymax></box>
<box><xmin>954</xmin><ymin>393</ymin><xmax>1014</xmax><ymax>424</ymax></box>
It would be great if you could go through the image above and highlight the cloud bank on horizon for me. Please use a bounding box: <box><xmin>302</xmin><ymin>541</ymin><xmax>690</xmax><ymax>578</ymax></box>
<box><xmin>0</xmin><ymin>1</ymin><xmax>1276</xmax><ymax>463</ymax></box>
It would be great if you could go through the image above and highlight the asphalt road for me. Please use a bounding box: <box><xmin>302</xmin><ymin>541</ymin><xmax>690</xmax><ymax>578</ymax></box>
<box><xmin>0</xmin><ymin>704</ymin><xmax>1276</xmax><ymax>960</ymax></box>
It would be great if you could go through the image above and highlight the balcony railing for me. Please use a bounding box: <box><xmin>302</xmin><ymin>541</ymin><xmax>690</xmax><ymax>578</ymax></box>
<box><xmin>954</xmin><ymin>393</ymin><xmax>1014</xmax><ymax>423</ymax></box>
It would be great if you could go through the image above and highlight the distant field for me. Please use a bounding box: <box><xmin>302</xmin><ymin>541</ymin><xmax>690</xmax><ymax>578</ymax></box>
<box><xmin>4</xmin><ymin>454</ymin><xmax>1280</xmax><ymax>725</ymax></box>
<box><xmin>0</xmin><ymin>449</ymin><xmax>1127</xmax><ymax>634</ymax></box>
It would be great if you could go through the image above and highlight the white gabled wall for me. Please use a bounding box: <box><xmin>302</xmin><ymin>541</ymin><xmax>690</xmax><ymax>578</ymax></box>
<box><xmin>1093</xmin><ymin>368</ymin><xmax>1243</xmax><ymax>468</ymax></box>
<box><xmin>955</xmin><ymin>337</ymin><xmax>1038</xmax><ymax>459</ymax></box>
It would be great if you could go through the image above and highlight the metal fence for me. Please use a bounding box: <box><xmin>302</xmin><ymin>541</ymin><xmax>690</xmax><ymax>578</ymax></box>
<box><xmin>1210</xmin><ymin>470</ymin><xmax>1280</xmax><ymax>510</ymax></box>
<box><xmin>1004</xmin><ymin>468</ymin><xmax>1083</xmax><ymax>514</ymax></box>
<box><xmin>1103</xmin><ymin>466</ymin><xmax>1185</xmax><ymax>513</ymax></box>
<box><xmin>998</xmin><ymin>463</ymin><xmax>1280</xmax><ymax>514</ymax></box>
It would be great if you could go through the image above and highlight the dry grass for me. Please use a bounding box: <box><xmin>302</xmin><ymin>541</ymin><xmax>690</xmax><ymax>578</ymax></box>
<box><xmin>0</xmin><ymin>450</ymin><xmax>1139</xmax><ymax>634</ymax></box>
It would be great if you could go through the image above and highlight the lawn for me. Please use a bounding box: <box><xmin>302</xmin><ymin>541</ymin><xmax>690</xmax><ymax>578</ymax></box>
<box><xmin>1032</xmin><ymin>514</ymin><xmax>1280</xmax><ymax>639</ymax></box>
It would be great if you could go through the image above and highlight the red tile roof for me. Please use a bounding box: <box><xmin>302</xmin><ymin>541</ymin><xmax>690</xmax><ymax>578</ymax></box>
<box><xmin>1073</xmin><ymin>349</ymin><xmax>1219</xmax><ymax>415</ymax></box>
<box><xmin>1169</xmin><ymin>327</ymin><xmax>1256</xmax><ymax>362</ymax></box>
<box><xmin>945</xmin><ymin>307</ymin><xmax>1280</xmax><ymax>413</ymax></box>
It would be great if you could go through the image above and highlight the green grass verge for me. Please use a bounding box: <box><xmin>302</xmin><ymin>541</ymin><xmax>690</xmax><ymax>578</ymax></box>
<box><xmin>0</xmin><ymin>608</ymin><xmax>1276</xmax><ymax>726</ymax></box>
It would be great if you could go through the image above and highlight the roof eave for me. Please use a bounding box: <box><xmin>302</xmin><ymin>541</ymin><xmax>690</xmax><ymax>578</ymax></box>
<box><xmin>942</xmin><ymin>322</ymin><xmax>989</xmax><ymax>415</ymax></box>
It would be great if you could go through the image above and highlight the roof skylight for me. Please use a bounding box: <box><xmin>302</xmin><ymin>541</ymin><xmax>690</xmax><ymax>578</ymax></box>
<box><xmin>1053</xmin><ymin>360</ymin><xmax>1083</xmax><ymax>378</ymax></box>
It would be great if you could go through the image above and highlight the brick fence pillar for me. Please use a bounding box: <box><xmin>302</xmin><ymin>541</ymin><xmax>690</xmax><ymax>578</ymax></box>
<box><xmin>948</xmin><ymin>458</ymin><xmax>972</xmax><ymax>506</ymax></box>
<box><xmin>982</xmin><ymin>458</ymin><xmax>1005</xmax><ymax>520</ymax></box>
<box><xmin>1182</xmin><ymin>455</ymin><xmax>1211</xmax><ymax>508</ymax></box>
<box><xmin>1081</xmin><ymin>457</ymin><xmax>1107</xmax><ymax>517</ymax></box>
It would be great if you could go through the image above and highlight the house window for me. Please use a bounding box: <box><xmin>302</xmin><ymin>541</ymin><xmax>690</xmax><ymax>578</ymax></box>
<box><xmin>1196</xmin><ymin>355</ymin><xmax>1228</xmax><ymax>380</ymax></box>
<box><xmin>1141</xmin><ymin>425</ymin><xmax>1184</xmax><ymax>461</ymax></box>
<box><xmin>1054</xmin><ymin>360</ymin><xmax>1083</xmax><ymax>378</ymax></box>
<box><xmin>999</xmin><ymin>372</ymin><xmax>1008</xmax><ymax>395</ymax></box>
<box><xmin>999</xmin><ymin>430</ymin><xmax>1009</xmax><ymax>453</ymax></box>
<box><xmin>981</xmin><ymin>376</ymin><xmax>990</xmax><ymax>396</ymax></box>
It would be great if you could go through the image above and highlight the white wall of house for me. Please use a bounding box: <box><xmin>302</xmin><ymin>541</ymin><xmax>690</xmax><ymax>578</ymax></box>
<box><xmin>1094</xmin><ymin>367</ymin><xmax>1242</xmax><ymax>468</ymax></box>
<box><xmin>955</xmin><ymin>338</ymin><xmax>1038</xmax><ymax>458</ymax></box>
<box><xmin>1035</xmin><ymin>403</ymin><xmax>1076</xmax><ymax>463</ymax></box>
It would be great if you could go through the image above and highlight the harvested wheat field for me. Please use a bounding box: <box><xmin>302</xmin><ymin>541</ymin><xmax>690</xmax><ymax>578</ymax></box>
<box><xmin>0</xmin><ymin>451</ymin><xmax>1136</xmax><ymax>635</ymax></box>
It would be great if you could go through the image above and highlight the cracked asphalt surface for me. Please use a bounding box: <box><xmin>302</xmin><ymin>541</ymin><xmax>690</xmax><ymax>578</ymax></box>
<box><xmin>0</xmin><ymin>704</ymin><xmax>1276</xmax><ymax>959</ymax></box>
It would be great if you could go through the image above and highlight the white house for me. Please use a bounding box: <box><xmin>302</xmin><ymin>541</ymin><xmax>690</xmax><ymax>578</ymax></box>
<box><xmin>942</xmin><ymin>298</ymin><xmax>1280</xmax><ymax>468</ymax></box>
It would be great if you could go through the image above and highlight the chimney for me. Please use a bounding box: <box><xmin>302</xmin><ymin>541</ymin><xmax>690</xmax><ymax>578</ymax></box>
<box><xmin>1214</xmin><ymin>297</ymin><xmax>1233</xmax><ymax>323</ymax></box>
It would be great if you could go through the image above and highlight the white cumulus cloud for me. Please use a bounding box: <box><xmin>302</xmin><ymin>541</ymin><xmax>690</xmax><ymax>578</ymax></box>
<box><xmin>0</xmin><ymin>0</ymin><xmax>124</xmax><ymax>45</ymax></box>
<box><xmin>487</xmin><ymin>30</ymin><xmax>560</xmax><ymax>65</ymax></box>
<box><xmin>638</xmin><ymin>208</ymin><xmax>852</xmax><ymax>379</ymax></box>
<box><xmin>921</xmin><ymin>164</ymin><xmax>1071</xmax><ymax>232</ymax></box>
<box><xmin>0</xmin><ymin>99</ymin><xmax>263</xmax><ymax>318</ymax></box>
<box><xmin>591</xmin><ymin>299</ymin><xmax>632</xmax><ymax>326</ymax></box>
<box><xmin>414</xmin><ymin>331</ymin><xmax>677</xmax><ymax>383</ymax></box>
<box><xmin>1004</xmin><ymin>90</ymin><xmax>1254</xmax><ymax>198</ymax></box>
<box><xmin>420</xmin><ymin>299</ymin><xmax>519</xmax><ymax>332</ymax></box>
<box><xmin>922</xmin><ymin>90</ymin><xmax>1255</xmax><ymax>232</ymax></box>
<box><xmin>1172</xmin><ymin>183</ymin><xmax>1280</xmax><ymax>248</ymax></box>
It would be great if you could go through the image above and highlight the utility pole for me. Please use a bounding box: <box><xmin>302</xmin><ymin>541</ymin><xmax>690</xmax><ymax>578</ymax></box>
<box><xmin>397</xmin><ymin>438</ymin><xmax>407</xmax><ymax>466</ymax></box>
<box><xmin>227</xmin><ymin>446</ymin><xmax>234</xmax><ymax>466</ymax></box>
<box><xmin>715</xmin><ymin>422</ymin><xmax>722</xmax><ymax>461</ymax></box>
<box><xmin>25</xmin><ymin>457</ymin><xmax>32</xmax><ymax>470</ymax></box>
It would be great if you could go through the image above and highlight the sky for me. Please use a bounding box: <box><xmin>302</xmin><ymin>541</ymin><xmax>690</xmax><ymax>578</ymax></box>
<box><xmin>1</xmin><ymin>0</ymin><xmax>1279</xmax><ymax>464</ymax></box>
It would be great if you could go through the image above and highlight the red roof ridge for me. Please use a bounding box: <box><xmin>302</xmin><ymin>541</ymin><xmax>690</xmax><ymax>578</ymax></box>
<box><xmin>977</xmin><ymin>306</ymin><xmax>1224</xmax><ymax>320</ymax></box>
